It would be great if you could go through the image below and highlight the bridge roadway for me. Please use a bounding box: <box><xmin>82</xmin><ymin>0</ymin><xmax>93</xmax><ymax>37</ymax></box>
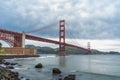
<box><xmin>0</xmin><ymin>28</ymin><xmax>89</xmax><ymax>51</ymax></box>
<box><xmin>26</xmin><ymin>34</ymin><xmax>88</xmax><ymax>51</ymax></box>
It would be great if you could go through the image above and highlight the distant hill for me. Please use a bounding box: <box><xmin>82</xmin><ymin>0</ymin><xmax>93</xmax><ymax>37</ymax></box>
<box><xmin>25</xmin><ymin>45</ymin><xmax>56</xmax><ymax>54</ymax></box>
<box><xmin>25</xmin><ymin>45</ymin><xmax>120</xmax><ymax>55</ymax></box>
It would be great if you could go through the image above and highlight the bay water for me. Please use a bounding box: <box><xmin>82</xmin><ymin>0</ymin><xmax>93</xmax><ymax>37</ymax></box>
<box><xmin>6</xmin><ymin>54</ymin><xmax>120</xmax><ymax>80</ymax></box>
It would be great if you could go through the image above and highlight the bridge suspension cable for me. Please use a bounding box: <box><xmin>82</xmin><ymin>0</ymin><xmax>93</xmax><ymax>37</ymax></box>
<box><xmin>66</xmin><ymin>23</ymin><xmax>82</xmax><ymax>47</ymax></box>
<box><xmin>26</xmin><ymin>22</ymin><xmax>57</xmax><ymax>33</ymax></box>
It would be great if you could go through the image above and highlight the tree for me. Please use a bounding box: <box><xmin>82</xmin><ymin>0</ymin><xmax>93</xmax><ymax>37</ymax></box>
<box><xmin>0</xmin><ymin>43</ymin><xmax>4</xmax><ymax>54</ymax></box>
<box><xmin>0</xmin><ymin>43</ymin><xmax>2</xmax><ymax>48</ymax></box>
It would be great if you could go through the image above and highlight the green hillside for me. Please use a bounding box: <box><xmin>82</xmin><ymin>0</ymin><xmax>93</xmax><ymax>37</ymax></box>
<box><xmin>25</xmin><ymin>45</ymin><xmax>120</xmax><ymax>55</ymax></box>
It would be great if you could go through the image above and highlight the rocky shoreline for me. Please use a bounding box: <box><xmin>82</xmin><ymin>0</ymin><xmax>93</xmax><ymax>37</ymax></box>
<box><xmin>0</xmin><ymin>55</ymin><xmax>39</xmax><ymax>80</ymax></box>
<box><xmin>0</xmin><ymin>67</ymin><xmax>19</xmax><ymax>80</ymax></box>
<box><xmin>0</xmin><ymin>59</ymin><xmax>30</xmax><ymax>80</ymax></box>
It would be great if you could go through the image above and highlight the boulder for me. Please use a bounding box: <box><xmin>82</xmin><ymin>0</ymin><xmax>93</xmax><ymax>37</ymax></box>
<box><xmin>10</xmin><ymin>63</ymin><xmax>17</xmax><ymax>65</ymax></box>
<box><xmin>52</xmin><ymin>68</ymin><xmax>61</xmax><ymax>74</ymax></box>
<box><xmin>0</xmin><ymin>59</ymin><xmax>3</xmax><ymax>64</ymax></box>
<box><xmin>6</xmin><ymin>65</ymin><xmax>14</xmax><ymax>69</ymax></box>
<box><xmin>35</xmin><ymin>63</ymin><xmax>43</xmax><ymax>68</ymax></box>
<box><xmin>64</xmin><ymin>74</ymin><xmax>76</xmax><ymax>80</ymax></box>
<box><xmin>0</xmin><ymin>59</ymin><xmax>2</xmax><ymax>62</ymax></box>
<box><xmin>4</xmin><ymin>62</ymin><xmax>10</xmax><ymax>65</ymax></box>
<box><xmin>0</xmin><ymin>59</ymin><xmax>5</xmax><ymax>64</ymax></box>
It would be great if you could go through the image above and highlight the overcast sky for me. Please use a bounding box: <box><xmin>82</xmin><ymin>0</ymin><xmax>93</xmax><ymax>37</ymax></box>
<box><xmin>0</xmin><ymin>0</ymin><xmax>120</xmax><ymax>52</ymax></box>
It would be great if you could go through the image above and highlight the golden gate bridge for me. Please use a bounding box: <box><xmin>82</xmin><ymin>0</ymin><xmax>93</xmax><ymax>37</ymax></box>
<box><xmin>0</xmin><ymin>20</ymin><xmax>91</xmax><ymax>55</ymax></box>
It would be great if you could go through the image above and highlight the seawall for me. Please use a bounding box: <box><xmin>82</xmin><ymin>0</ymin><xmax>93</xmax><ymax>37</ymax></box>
<box><xmin>0</xmin><ymin>54</ymin><xmax>39</xmax><ymax>59</ymax></box>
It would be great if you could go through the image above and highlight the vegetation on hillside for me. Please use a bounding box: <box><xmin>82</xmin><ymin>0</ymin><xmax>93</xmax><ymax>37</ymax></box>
<box><xmin>25</xmin><ymin>45</ymin><xmax>120</xmax><ymax>55</ymax></box>
<box><xmin>0</xmin><ymin>43</ymin><xmax>5</xmax><ymax>54</ymax></box>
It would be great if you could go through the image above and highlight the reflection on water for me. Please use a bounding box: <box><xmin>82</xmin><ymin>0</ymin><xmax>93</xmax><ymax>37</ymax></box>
<box><xmin>59</xmin><ymin>56</ymin><xmax>66</xmax><ymax>67</ymax></box>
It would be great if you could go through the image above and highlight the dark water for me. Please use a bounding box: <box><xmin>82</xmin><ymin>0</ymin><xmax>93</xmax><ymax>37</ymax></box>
<box><xmin>6</xmin><ymin>54</ymin><xmax>120</xmax><ymax>80</ymax></box>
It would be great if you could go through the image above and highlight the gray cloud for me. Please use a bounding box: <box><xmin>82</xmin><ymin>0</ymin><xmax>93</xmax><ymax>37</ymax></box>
<box><xmin>0</xmin><ymin>0</ymin><xmax>120</xmax><ymax>39</ymax></box>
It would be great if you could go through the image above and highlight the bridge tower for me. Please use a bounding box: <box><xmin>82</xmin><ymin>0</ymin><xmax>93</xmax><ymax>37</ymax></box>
<box><xmin>59</xmin><ymin>20</ymin><xmax>65</xmax><ymax>55</ymax></box>
<box><xmin>87</xmin><ymin>42</ymin><xmax>91</xmax><ymax>54</ymax></box>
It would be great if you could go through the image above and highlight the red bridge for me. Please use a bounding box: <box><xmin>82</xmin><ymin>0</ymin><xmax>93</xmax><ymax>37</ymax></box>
<box><xmin>0</xmin><ymin>20</ymin><xmax>90</xmax><ymax>55</ymax></box>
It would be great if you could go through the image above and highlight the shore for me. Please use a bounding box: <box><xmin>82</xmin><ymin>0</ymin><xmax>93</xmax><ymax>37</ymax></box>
<box><xmin>0</xmin><ymin>59</ymin><xmax>19</xmax><ymax>80</ymax></box>
<box><xmin>0</xmin><ymin>54</ymin><xmax>39</xmax><ymax>80</ymax></box>
<box><xmin>0</xmin><ymin>58</ymin><xmax>31</xmax><ymax>80</ymax></box>
<box><xmin>0</xmin><ymin>54</ymin><xmax>40</xmax><ymax>59</ymax></box>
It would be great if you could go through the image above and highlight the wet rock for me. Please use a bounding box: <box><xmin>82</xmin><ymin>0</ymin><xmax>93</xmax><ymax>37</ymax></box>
<box><xmin>20</xmin><ymin>76</ymin><xmax>24</xmax><ymax>79</ymax></box>
<box><xmin>35</xmin><ymin>63</ymin><xmax>43</xmax><ymax>68</ymax></box>
<box><xmin>58</xmin><ymin>78</ymin><xmax>62</xmax><ymax>80</ymax></box>
<box><xmin>0</xmin><ymin>67</ymin><xmax>20</xmax><ymax>80</ymax></box>
<box><xmin>0</xmin><ymin>59</ymin><xmax>5</xmax><ymax>64</ymax></box>
<box><xmin>10</xmin><ymin>63</ymin><xmax>17</xmax><ymax>65</ymax></box>
<box><xmin>0</xmin><ymin>59</ymin><xmax>2</xmax><ymax>63</ymax></box>
<box><xmin>64</xmin><ymin>74</ymin><xmax>76</xmax><ymax>80</ymax></box>
<box><xmin>6</xmin><ymin>65</ymin><xmax>14</xmax><ymax>69</ymax></box>
<box><xmin>4</xmin><ymin>62</ymin><xmax>10</xmax><ymax>65</ymax></box>
<box><xmin>52</xmin><ymin>68</ymin><xmax>61</xmax><ymax>74</ymax></box>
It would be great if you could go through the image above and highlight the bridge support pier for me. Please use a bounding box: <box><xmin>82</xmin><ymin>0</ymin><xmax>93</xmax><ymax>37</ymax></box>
<box><xmin>22</xmin><ymin>32</ymin><xmax>26</xmax><ymax>48</ymax></box>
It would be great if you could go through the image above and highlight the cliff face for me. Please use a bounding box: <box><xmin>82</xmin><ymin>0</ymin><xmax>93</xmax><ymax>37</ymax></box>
<box><xmin>25</xmin><ymin>45</ymin><xmax>120</xmax><ymax>55</ymax></box>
